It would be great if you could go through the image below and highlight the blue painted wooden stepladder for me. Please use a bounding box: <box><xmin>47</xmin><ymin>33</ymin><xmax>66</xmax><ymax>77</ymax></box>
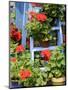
<box><xmin>15</xmin><ymin>2</ymin><xmax>65</xmax><ymax>61</ymax></box>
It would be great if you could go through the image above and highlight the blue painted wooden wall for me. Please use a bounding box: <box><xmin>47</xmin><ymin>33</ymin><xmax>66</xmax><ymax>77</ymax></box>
<box><xmin>15</xmin><ymin>2</ymin><xmax>29</xmax><ymax>46</ymax></box>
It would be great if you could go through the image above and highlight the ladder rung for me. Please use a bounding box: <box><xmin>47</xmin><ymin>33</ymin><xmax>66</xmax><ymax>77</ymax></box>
<box><xmin>52</xmin><ymin>26</ymin><xmax>59</xmax><ymax>30</ymax></box>
<box><xmin>32</xmin><ymin>46</ymin><xmax>57</xmax><ymax>52</ymax></box>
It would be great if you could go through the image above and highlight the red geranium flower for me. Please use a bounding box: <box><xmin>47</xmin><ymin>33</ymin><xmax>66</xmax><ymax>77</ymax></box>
<box><xmin>10</xmin><ymin>30</ymin><xmax>15</xmax><ymax>36</ymax></box>
<box><xmin>40</xmin><ymin>50</ymin><xmax>51</xmax><ymax>61</ymax></box>
<box><xmin>36</xmin><ymin>13</ymin><xmax>47</xmax><ymax>22</ymax></box>
<box><xmin>19</xmin><ymin>69</ymin><xmax>32</xmax><ymax>80</ymax></box>
<box><xmin>31</xmin><ymin>3</ymin><xmax>42</xmax><ymax>7</ymax></box>
<box><xmin>10</xmin><ymin>57</ymin><xmax>17</xmax><ymax>63</ymax></box>
<box><xmin>14</xmin><ymin>31</ymin><xmax>21</xmax><ymax>41</ymax></box>
<box><xmin>16</xmin><ymin>45</ymin><xmax>25</xmax><ymax>53</ymax></box>
<box><xmin>10</xmin><ymin>30</ymin><xmax>21</xmax><ymax>41</ymax></box>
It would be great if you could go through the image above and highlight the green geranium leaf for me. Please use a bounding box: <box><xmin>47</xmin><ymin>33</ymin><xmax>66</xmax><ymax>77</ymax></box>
<box><xmin>61</xmin><ymin>59</ymin><xmax>65</xmax><ymax>65</ymax></box>
<box><xmin>48</xmin><ymin>73</ymin><xmax>53</xmax><ymax>78</ymax></box>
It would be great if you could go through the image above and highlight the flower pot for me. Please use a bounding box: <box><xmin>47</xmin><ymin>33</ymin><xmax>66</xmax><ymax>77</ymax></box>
<box><xmin>51</xmin><ymin>77</ymin><xmax>65</xmax><ymax>85</ymax></box>
<box><xmin>40</xmin><ymin>40</ymin><xmax>49</xmax><ymax>47</ymax></box>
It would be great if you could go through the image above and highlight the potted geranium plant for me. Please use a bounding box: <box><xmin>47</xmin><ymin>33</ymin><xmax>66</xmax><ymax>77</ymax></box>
<box><xmin>26</xmin><ymin>11</ymin><xmax>53</xmax><ymax>47</ymax></box>
<box><xmin>45</xmin><ymin>46</ymin><xmax>65</xmax><ymax>85</ymax></box>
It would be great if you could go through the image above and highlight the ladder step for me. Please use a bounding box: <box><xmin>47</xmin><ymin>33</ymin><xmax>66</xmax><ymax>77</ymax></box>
<box><xmin>52</xmin><ymin>22</ymin><xmax>65</xmax><ymax>30</ymax></box>
<box><xmin>52</xmin><ymin>26</ymin><xmax>59</xmax><ymax>30</ymax></box>
<box><xmin>32</xmin><ymin>46</ymin><xmax>57</xmax><ymax>52</ymax></box>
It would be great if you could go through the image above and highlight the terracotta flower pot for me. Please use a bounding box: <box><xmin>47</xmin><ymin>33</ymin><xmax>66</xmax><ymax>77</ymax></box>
<box><xmin>40</xmin><ymin>41</ymin><xmax>49</xmax><ymax>47</ymax></box>
<box><xmin>51</xmin><ymin>77</ymin><xmax>65</xmax><ymax>85</ymax></box>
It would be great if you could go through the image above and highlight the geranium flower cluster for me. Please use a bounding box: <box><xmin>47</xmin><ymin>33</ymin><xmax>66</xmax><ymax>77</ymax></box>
<box><xmin>36</xmin><ymin>13</ymin><xmax>47</xmax><ymax>22</ymax></box>
<box><xmin>10</xmin><ymin>23</ymin><xmax>21</xmax><ymax>41</ymax></box>
<box><xmin>40</xmin><ymin>50</ymin><xmax>51</xmax><ymax>61</ymax></box>
<box><xmin>19</xmin><ymin>69</ymin><xmax>32</xmax><ymax>80</ymax></box>
<box><xmin>28</xmin><ymin>11</ymin><xmax>47</xmax><ymax>22</ymax></box>
<box><xmin>10</xmin><ymin>57</ymin><xmax>17</xmax><ymax>63</ymax></box>
<box><xmin>16</xmin><ymin>45</ymin><xmax>25</xmax><ymax>53</ymax></box>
